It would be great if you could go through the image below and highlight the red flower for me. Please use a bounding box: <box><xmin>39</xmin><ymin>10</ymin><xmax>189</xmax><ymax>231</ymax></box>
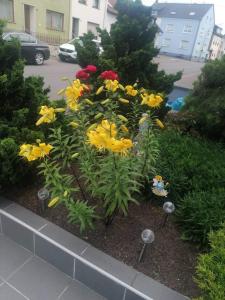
<box><xmin>85</xmin><ymin>65</ymin><xmax>97</xmax><ymax>73</ymax></box>
<box><xmin>76</xmin><ymin>70</ymin><xmax>90</xmax><ymax>80</ymax></box>
<box><xmin>100</xmin><ymin>70</ymin><xmax>119</xmax><ymax>81</ymax></box>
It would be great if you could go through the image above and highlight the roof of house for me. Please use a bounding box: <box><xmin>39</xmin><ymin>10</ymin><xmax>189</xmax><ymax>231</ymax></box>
<box><xmin>152</xmin><ymin>3</ymin><xmax>213</xmax><ymax>20</ymax></box>
<box><xmin>108</xmin><ymin>0</ymin><xmax>118</xmax><ymax>15</ymax></box>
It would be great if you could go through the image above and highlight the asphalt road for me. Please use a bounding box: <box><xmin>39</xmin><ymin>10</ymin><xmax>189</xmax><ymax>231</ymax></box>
<box><xmin>24</xmin><ymin>58</ymin><xmax>80</xmax><ymax>100</ymax></box>
<box><xmin>24</xmin><ymin>55</ymin><xmax>204</xmax><ymax>100</ymax></box>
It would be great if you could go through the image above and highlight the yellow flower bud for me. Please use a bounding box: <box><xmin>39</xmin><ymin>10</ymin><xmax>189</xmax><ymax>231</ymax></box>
<box><xmin>96</xmin><ymin>86</ymin><xmax>104</xmax><ymax>95</ymax></box>
<box><xmin>63</xmin><ymin>191</ymin><xmax>68</xmax><ymax>197</ymax></box>
<box><xmin>71</xmin><ymin>153</ymin><xmax>79</xmax><ymax>158</ymax></box>
<box><xmin>69</xmin><ymin>122</ymin><xmax>79</xmax><ymax>128</ymax></box>
<box><xmin>119</xmin><ymin>98</ymin><xmax>129</xmax><ymax>104</ymax></box>
<box><xmin>119</xmin><ymin>84</ymin><xmax>125</xmax><ymax>91</ymax></box>
<box><xmin>61</xmin><ymin>77</ymin><xmax>69</xmax><ymax>81</ymax></box>
<box><xmin>101</xmin><ymin>99</ymin><xmax>110</xmax><ymax>105</ymax></box>
<box><xmin>155</xmin><ymin>118</ymin><xmax>165</xmax><ymax>129</ymax></box>
<box><xmin>84</xmin><ymin>99</ymin><xmax>94</xmax><ymax>105</ymax></box>
<box><xmin>54</xmin><ymin>108</ymin><xmax>66</xmax><ymax>112</ymax></box>
<box><xmin>121</xmin><ymin>125</ymin><xmax>129</xmax><ymax>133</ymax></box>
<box><xmin>118</xmin><ymin>115</ymin><xmax>128</xmax><ymax>122</ymax></box>
<box><xmin>94</xmin><ymin>113</ymin><xmax>103</xmax><ymax>120</ymax></box>
<box><xmin>139</xmin><ymin>116</ymin><xmax>147</xmax><ymax>125</ymax></box>
<box><xmin>48</xmin><ymin>197</ymin><xmax>59</xmax><ymax>208</ymax></box>
<box><xmin>57</xmin><ymin>88</ymin><xmax>65</xmax><ymax>95</ymax></box>
<box><xmin>87</xmin><ymin>123</ymin><xmax>97</xmax><ymax>132</ymax></box>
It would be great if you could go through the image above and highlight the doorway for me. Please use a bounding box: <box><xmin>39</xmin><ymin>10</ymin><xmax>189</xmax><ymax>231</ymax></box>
<box><xmin>24</xmin><ymin>4</ymin><xmax>35</xmax><ymax>34</ymax></box>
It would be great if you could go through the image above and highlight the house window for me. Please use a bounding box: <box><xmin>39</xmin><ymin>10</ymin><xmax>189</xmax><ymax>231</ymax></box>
<box><xmin>72</xmin><ymin>18</ymin><xmax>79</xmax><ymax>38</ymax></box>
<box><xmin>79</xmin><ymin>0</ymin><xmax>87</xmax><ymax>4</ymax></box>
<box><xmin>0</xmin><ymin>0</ymin><xmax>14</xmax><ymax>22</ymax></box>
<box><xmin>180</xmin><ymin>40</ymin><xmax>189</xmax><ymax>50</ymax></box>
<box><xmin>93</xmin><ymin>0</ymin><xmax>100</xmax><ymax>9</ymax></box>
<box><xmin>162</xmin><ymin>38</ymin><xmax>171</xmax><ymax>47</ymax></box>
<box><xmin>87</xmin><ymin>22</ymin><xmax>99</xmax><ymax>38</ymax></box>
<box><xmin>46</xmin><ymin>10</ymin><xmax>64</xmax><ymax>31</ymax></box>
<box><xmin>165</xmin><ymin>24</ymin><xmax>174</xmax><ymax>33</ymax></box>
<box><xmin>183</xmin><ymin>25</ymin><xmax>192</xmax><ymax>33</ymax></box>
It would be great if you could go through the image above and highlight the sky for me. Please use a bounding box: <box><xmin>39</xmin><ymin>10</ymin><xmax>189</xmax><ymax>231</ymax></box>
<box><xmin>142</xmin><ymin>0</ymin><xmax>225</xmax><ymax>32</ymax></box>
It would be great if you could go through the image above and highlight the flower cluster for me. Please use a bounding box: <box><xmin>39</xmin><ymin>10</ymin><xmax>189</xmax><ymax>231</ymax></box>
<box><xmin>19</xmin><ymin>142</ymin><xmax>53</xmax><ymax>162</ymax></box>
<box><xmin>152</xmin><ymin>175</ymin><xmax>168</xmax><ymax>197</ymax></box>
<box><xmin>87</xmin><ymin>119</ymin><xmax>133</xmax><ymax>155</ymax></box>
<box><xmin>76</xmin><ymin>65</ymin><xmax>97</xmax><ymax>80</ymax></box>
<box><xmin>125</xmin><ymin>85</ymin><xmax>138</xmax><ymax>97</ymax></box>
<box><xmin>36</xmin><ymin>106</ymin><xmax>65</xmax><ymax>126</ymax></box>
<box><xmin>100</xmin><ymin>70</ymin><xmax>119</xmax><ymax>81</ymax></box>
<box><xmin>65</xmin><ymin>79</ymin><xmax>88</xmax><ymax>111</ymax></box>
<box><xmin>141</xmin><ymin>93</ymin><xmax>163</xmax><ymax>108</ymax></box>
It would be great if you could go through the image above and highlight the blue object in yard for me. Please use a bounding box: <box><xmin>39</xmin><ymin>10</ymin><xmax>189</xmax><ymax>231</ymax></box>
<box><xmin>166</xmin><ymin>97</ymin><xmax>185</xmax><ymax>112</ymax></box>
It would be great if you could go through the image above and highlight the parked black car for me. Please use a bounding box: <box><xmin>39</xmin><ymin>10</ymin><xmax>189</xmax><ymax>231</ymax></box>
<box><xmin>2</xmin><ymin>32</ymin><xmax>50</xmax><ymax>65</ymax></box>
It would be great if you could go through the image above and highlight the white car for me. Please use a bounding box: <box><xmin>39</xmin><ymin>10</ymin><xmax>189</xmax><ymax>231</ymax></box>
<box><xmin>58</xmin><ymin>38</ymin><xmax>102</xmax><ymax>62</ymax></box>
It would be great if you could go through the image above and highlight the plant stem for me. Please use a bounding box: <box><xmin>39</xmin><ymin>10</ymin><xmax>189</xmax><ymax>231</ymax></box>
<box><xmin>70</xmin><ymin>165</ymin><xmax>88</xmax><ymax>202</ymax></box>
<box><xmin>141</xmin><ymin>124</ymin><xmax>150</xmax><ymax>175</ymax></box>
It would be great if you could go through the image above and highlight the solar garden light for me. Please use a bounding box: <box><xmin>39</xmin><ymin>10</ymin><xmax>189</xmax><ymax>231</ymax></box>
<box><xmin>162</xmin><ymin>201</ymin><xmax>175</xmax><ymax>228</ymax></box>
<box><xmin>37</xmin><ymin>187</ymin><xmax>50</xmax><ymax>213</ymax></box>
<box><xmin>138</xmin><ymin>229</ymin><xmax>155</xmax><ymax>263</ymax></box>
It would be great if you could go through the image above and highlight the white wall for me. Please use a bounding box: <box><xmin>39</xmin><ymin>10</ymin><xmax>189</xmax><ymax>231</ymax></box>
<box><xmin>105</xmin><ymin>11</ymin><xmax>117</xmax><ymax>32</ymax></box>
<box><xmin>192</xmin><ymin>6</ymin><xmax>215</xmax><ymax>61</ymax></box>
<box><xmin>71</xmin><ymin>0</ymin><xmax>107</xmax><ymax>38</ymax></box>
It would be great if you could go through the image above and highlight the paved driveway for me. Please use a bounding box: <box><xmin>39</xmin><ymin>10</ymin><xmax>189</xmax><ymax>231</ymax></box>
<box><xmin>154</xmin><ymin>55</ymin><xmax>204</xmax><ymax>89</ymax></box>
<box><xmin>24</xmin><ymin>55</ymin><xmax>204</xmax><ymax>100</ymax></box>
<box><xmin>24</xmin><ymin>58</ymin><xmax>79</xmax><ymax>100</ymax></box>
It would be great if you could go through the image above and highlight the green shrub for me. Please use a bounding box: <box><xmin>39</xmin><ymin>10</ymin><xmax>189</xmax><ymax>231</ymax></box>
<box><xmin>183</xmin><ymin>56</ymin><xmax>225</xmax><ymax>140</ymax></box>
<box><xmin>176</xmin><ymin>189</ymin><xmax>225</xmax><ymax>246</ymax></box>
<box><xmin>157</xmin><ymin>129</ymin><xmax>225</xmax><ymax>200</ymax></box>
<box><xmin>194</xmin><ymin>224</ymin><xmax>225</xmax><ymax>300</ymax></box>
<box><xmin>0</xmin><ymin>22</ymin><xmax>49</xmax><ymax>187</ymax></box>
<box><xmin>75</xmin><ymin>31</ymin><xmax>100</xmax><ymax>68</ymax></box>
<box><xmin>157</xmin><ymin>129</ymin><xmax>225</xmax><ymax>246</ymax></box>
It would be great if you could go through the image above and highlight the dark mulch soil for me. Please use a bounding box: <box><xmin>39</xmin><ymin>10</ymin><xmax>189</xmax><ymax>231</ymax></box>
<box><xmin>4</xmin><ymin>181</ymin><xmax>200</xmax><ymax>299</ymax></box>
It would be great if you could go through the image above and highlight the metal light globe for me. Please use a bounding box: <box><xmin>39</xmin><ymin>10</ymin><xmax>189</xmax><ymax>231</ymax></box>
<box><xmin>163</xmin><ymin>201</ymin><xmax>175</xmax><ymax>214</ymax></box>
<box><xmin>141</xmin><ymin>229</ymin><xmax>155</xmax><ymax>244</ymax></box>
<box><xmin>37</xmin><ymin>187</ymin><xmax>49</xmax><ymax>201</ymax></box>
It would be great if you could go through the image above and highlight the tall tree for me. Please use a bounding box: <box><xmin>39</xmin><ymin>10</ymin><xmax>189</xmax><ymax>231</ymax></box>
<box><xmin>98</xmin><ymin>0</ymin><xmax>181</xmax><ymax>94</ymax></box>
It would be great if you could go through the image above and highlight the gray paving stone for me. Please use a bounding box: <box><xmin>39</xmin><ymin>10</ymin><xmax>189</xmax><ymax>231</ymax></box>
<box><xmin>35</xmin><ymin>234</ymin><xmax>74</xmax><ymax>277</ymax></box>
<box><xmin>124</xmin><ymin>289</ymin><xmax>146</xmax><ymax>300</ymax></box>
<box><xmin>75</xmin><ymin>259</ymin><xmax>125</xmax><ymax>300</ymax></box>
<box><xmin>5</xmin><ymin>203</ymin><xmax>48</xmax><ymax>230</ymax></box>
<box><xmin>132</xmin><ymin>273</ymin><xmax>189</xmax><ymax>300</ymax></box>
<box><xmin>0</xmin><ymin>235</ymin><xmax>32</xmax><ymax>280</ymax></box>
<box><xmin>40</xmin><ymin>222</ymin><xmax>89</xmax><ymax>255</ymax></box>
<box><xmin>81</xmin><ymin>246</ymin><xmax>137</xmax><ymax>285</ymax></box>
<box><xmin>0</xmin><ymin>283</ymin><xmax>28</xmax><ymax>300</ymax></box>
<box><xmin>59</xmin><ymin>280</ymin><xmax>106</xmax><ymax>300</ymax></box>
<box><xmin>1</xmin><ymin>216</ymin><xmax>34</xmax><ymax>252</ymax></box>
<box><xmin>0</xmin><ymin>197</ymin><xmax>13</xmax><ymax>209</ymax></box>
<box><xmin>8</xmin><ymin>256</ymin><xmax>71</xmax><ymax>300</ymax></box>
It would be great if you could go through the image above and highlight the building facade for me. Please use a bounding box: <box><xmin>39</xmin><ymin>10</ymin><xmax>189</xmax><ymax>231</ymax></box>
<box><xmin>71</xmin><ymin>0</ymin><xmax>107</xmax><ymax>38</ymax></box>
<box><xmin>0</xmin><ymin>0</ymin><xmax>71</xmax><ymax>43</ymax></box>
<box><xmin>105</xmin><ymin>0</ymin><xmax>117</xmax><ymax>32</ymax></box>
<box><xmin>153</xmin><ymin>3</ymin><xmax>215</xmax><ymax>61</ymax></box>
<box><xmin>209</xmin><ymin>25</ymin><xmax>224</xmax><ymax>60</ymax></box>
